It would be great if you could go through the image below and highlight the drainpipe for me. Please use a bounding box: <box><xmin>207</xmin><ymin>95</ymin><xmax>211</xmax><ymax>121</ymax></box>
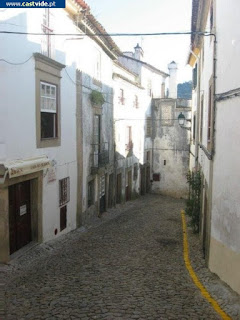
<box><xmin>194</xmin><ymin>54</ymin><xmax>201</xmax><ymax>170</ymax></box>
<box><xmin>212</xmin><ymin>34</ymin><xmax>217</xmax><ymax>157</ymax></box>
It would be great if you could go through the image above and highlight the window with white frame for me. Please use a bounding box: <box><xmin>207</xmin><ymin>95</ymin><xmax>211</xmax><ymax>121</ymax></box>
<box><xmin>40</xmin><ymin>82</ymin><xmax>57</xmax><ymax>139</ymax></box>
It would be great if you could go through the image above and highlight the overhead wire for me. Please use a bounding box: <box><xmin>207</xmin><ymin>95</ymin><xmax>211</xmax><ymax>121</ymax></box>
<box><xmin>0</xmin><ymin>56</ymin><xmax>32</xmax><ymax>65</ymax></box>
<box><xmin>0</xmin><ymin>30</ymin><xmax>214</xmax><ymax>37</ymax></box>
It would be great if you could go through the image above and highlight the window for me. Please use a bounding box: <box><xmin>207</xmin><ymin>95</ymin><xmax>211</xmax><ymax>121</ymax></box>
<box><xmin>34</xmin><ymin>53</ymin><xmax>64</xmax><ymax>148</ymax></box>
<box><xmin>146</xmin><ymin>117</ymin><xmax>152</xmax><ymax>137</ymax></box>
<box><xmin>40</xmin><ymin>82</ymin><xmax>57</xmax><ymax>139</ymax></box>
<box><xmin>125</xmin><ymin>126</ymin><xmax>133</xmax><ymax>151</ymax></box>
<box><xmin>59</xmin><ymin>177</ymin><xmax>70</xmax><ymax>207</ymax></box>
<box><xmin>59</xmin><ymin>177</ymin><xmax>69</xmax><ymax>232</ymax></box>
<box><xmin>41</xmin><ymin>9</ymin><xmax>54</xmax><ymax>58</ymax></box>
<box><xmin>133</xmin><ymin>95</ymin><xmax>139</xmax><ymax>108</ymax></box>
<box><xmin>119</xmin><ymin>89</ymin><xmax>125</xmax><ymax>105</ymax></box>
<box><xmin>153</xmin><ymin>173</ymin><xmax>160</xmax><ymax>181</ymax></box>
<box><xmin>93</xmin><ymin>115</ymin><xmax>101</xmax><ymax>146</ymax></box>
<box><xmin>88</xmin><ymin>180</ymin><xmax>95</xmax><ymax>207</ymax></box>
<box><xmin>146</xmin><ymin>151</ymin><xmax>151</xmax><ymax>162</ymax></box>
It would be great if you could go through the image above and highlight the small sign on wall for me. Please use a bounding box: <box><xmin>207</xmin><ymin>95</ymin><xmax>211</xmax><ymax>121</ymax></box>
<box><xmin>47</xmin><ymin>167</ymin><xmax>57</xmax><ymax>183</ymax></box>
<box><xmin>20</xmin><ymin>204</ymin><xmax>27</xmax><ymax>216</ymax></box>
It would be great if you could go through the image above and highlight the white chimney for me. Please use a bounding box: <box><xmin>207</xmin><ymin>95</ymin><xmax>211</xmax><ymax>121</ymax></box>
<box><xmin>134</xmin><ymin>43</ymin><xmax>144</xmax><ymax>61</ymax></box>
<box><xmin>168</xmin><ymin>61</ymin><xmax>178</xmax><ymax>99</ymax></box>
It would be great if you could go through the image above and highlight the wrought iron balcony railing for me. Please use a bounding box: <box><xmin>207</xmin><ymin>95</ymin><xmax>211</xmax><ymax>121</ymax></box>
<box><xmin>91</xmin><ymin>142</ymin><xmax>109</xmax><ymax>173</ymax></box>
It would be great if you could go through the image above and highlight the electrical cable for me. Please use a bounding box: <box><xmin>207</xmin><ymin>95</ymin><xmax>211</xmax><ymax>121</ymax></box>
<box><xmin>0</xmin><ymin>56</ymin><xmax>32</xmax><ymax>65</ymax></box>
<box><xmin>0</xmin><ymin>30</ymin><xmax>214</xmax><ymax>37</ymax></box>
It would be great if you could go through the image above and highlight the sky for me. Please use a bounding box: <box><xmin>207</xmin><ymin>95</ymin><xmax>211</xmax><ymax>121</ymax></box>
<box><xmin>85</xmin><ymin>0</ymin><xmax>193</xmax><ymax>83</ymax></box>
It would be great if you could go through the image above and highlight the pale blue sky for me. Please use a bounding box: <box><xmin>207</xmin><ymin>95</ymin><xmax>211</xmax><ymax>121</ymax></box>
<box><xmin>86</xmin><ymin>0</ymin><xmax>192</xmax><ymax>82</ymax></box>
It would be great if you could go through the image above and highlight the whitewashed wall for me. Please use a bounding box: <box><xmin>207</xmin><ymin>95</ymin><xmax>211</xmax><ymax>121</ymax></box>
<box><xmin>209</xmin><ymin>0</ymin><xmax>240</xmax><ymax>294</ymax></box>
<box><xmin>0</xmin><ymin>8</ymin><xmax>81</xmax><ymax>241</ymax></box>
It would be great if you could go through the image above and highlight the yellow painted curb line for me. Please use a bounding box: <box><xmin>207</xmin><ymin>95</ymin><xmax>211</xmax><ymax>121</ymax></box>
<box><xmin>181</xmin><ymin>210</ymin><xmax>231</xmax><ymax>320</ymax></box>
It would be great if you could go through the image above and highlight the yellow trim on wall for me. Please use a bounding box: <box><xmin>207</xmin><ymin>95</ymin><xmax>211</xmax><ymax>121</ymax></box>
<box><xmin>188</xmin><ymin>48</ymin><xmax>200</xmax><ymax>67</ymax></box>
<box><xmin>181</xmin><ymin>210</ymin><xmax>231</xmax><ymax>320</ymax></box>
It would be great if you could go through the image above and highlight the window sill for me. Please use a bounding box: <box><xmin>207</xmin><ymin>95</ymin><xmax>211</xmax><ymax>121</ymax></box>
<box><xmin>199</xmin><ymin>143</ymin><xmax>212</xmax><ymax>160</ymax></box>
<box><xmin>37</xmin><ymin>137</ymin><xmax>61</xmax><ymax>148</ymax></box>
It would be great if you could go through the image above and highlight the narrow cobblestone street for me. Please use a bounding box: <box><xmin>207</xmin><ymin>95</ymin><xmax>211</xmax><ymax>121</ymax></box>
<box><xmin>2</xmin><ymin>194</ymin><xmax>240</xmax><ymax>320</ymax></box>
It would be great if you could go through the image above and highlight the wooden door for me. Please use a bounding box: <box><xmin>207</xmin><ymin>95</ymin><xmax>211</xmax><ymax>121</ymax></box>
<box><xmin>99</xmin><ymin>175</ymin><xmax>106</xmax><ymax>214</ymax></box>
<box><xmin>116</xmin><ymin>173</ymin><xmax>122</xmax><ymax>204</ymax></box>
<box><xmin>9</xmin><ymin>181</ymin><xmax>32</xmax><ymax>254</ymax></box>
<box><xmin>141</xmin><ymin>167</ymin><xmax>146</xmax><ymax>195</ymax></box>
<box><xmin>108</xmin><ymin>174</ymin><xmax>114</xmax><ymax>208</ymax></box>
<box><xmin>146</xmin><ymin>167</ymin><xmax>151</xmax><ymax>193</ymax></box>
<box><xmin>126</xmin><ymin>170</ymin><xmax>132</xmax><ymax>202</ymax></box>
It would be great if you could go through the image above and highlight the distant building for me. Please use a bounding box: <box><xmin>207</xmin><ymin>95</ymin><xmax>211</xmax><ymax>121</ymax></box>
<box><xmin>152</xmin><ymin>62</ymin><xmax>191</xmax><ymax>198</ymax></box>
<box><xmin>118</xmin><ymin>45</ymin><xmax>169</xmax><ymax>196</ymax></box>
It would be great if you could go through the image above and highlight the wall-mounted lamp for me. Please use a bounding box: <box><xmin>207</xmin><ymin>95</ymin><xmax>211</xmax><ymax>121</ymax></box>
<box><xmin>178</xmin><ymin>112</ymin><xmax>191</xmax><ymax>130</ymax></box>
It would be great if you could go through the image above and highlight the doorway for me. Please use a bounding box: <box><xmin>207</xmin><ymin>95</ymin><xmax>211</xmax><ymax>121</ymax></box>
<box><xmin>9</xmin><ymin>180</ymin><xmax>32</xmax><ymax>255</ymax></box>
<box><xmin>108</xmin><ymin>173</ymin><xmax>114</xmax><ymax>208</ymax></box>
<box><xmin>99</xmin><ymin>175</ymin><xmax>106</xmax><ymax>214</ymax></box>
<box><xmin>141</xmin><ymin>167</ymin><xmax>146</xmax><ymax>195</ymax></box>
<box><xmin>116</xmin><ymin>173</ymin><xmax>122</xmax><ymax>204</ymax></box>
<box><xmin>126</xmin><ymin>170</ymin><xmax>132</xmax><ymax>201</ymax></box>
<box><xmin>146</xmin><ymin>166</ymin><xmax>151</xmax><ymax>193</ymax></box>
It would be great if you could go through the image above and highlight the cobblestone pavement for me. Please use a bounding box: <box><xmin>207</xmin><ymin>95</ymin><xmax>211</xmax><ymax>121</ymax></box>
<box><xmin>2</xmin><ymin>194</ymin><xmax>240</xmax><ymax>320</ymax></box>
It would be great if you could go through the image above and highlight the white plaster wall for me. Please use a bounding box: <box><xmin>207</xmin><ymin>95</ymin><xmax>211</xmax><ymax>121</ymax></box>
<box><xmin>0</xmin><ymin>8</ymin><xmax>80</xmax><ymax>241</ymax></box>
<box><xmin>118</xmin><ymin>56</ymin><xmax>142</xmax><ymax>80</ymax></box>
<box><xmin>141</xmin><ymin>67</ymin><xmax>164</xmax><ymax>99</ymax></box>
<box><xmin>211</xmin><ymin>97</ymin><xmax>240</xmax><ymax>252</ymax></box>
<box><xmin>210</xmin><ymin>0</ymin><xmax>240</xmax><ymax>255</ymax></box>
<box><xmin>191</xmin><ymin>0</ymin><xmax>240</xmax><ymax>294</ymax></box>
<box><xmin>215</xmin><ymin>0</ymin><xmax>240</xmax><ymax>93</ymax></box>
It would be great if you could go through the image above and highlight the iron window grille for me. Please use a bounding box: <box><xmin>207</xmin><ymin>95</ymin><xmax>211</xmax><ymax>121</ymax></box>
<box><xmin>59</xmin><ymin>177</ymin><xmax>70</xmax><ymax>207</ymax></box>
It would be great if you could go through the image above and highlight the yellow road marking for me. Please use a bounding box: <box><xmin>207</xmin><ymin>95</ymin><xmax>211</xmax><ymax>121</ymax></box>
<box><xmin>181</xmin><ymin>210</ymin><xmax>231</xmax><ymax>320</ymax></box>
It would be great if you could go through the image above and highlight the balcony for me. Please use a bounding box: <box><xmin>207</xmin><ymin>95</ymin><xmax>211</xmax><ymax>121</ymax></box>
<box><xmin>91</xmin><ymin>142</ymin><xmax>109</xmax><ymax>174</ymax></box>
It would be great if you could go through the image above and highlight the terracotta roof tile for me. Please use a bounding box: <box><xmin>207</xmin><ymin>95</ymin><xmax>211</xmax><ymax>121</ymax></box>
<box><xmin>75</xmin><ymin>0</ymin><xmax>89</xmax><ymax>10</ymax></box>
<box><xmin>74</xmin><ymin>0</ymin><xmax>121</xmax><ymax>56</ymax></box>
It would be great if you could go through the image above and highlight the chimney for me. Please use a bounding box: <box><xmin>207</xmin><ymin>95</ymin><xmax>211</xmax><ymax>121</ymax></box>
<box><xmin>168</xmin><ymin>61</ymin><xmax>178</xmax><ymax>99</ymax></box>
<box><xmin>134</xmin><ymin>43</ymin><xmax>144</xmax><ymax>61</ymax></box>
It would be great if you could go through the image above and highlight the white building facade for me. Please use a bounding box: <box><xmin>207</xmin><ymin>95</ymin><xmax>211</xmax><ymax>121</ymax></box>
<box><xmin>188</xmin><ymin>0</ymin><xmax>240</xmax><ymax>294</ymax></box>
<box><xmin>0</xmin><ymin>2</ymin><xmax>189</xmax><ymax>264</ymax></box>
